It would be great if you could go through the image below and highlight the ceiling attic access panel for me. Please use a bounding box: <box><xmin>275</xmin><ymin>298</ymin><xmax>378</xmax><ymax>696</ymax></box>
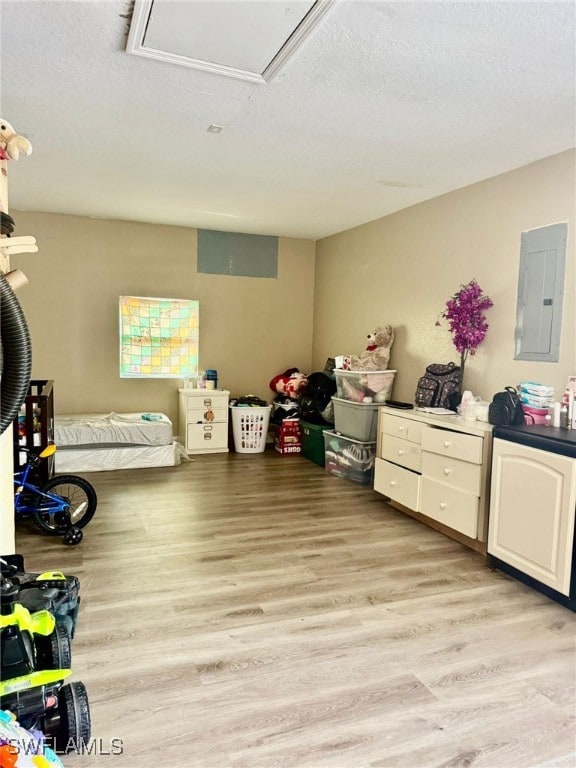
<box><xmin>126</xmin><ymin>0</ymin><xmax>335</xmax><ymax>83</ymax></box>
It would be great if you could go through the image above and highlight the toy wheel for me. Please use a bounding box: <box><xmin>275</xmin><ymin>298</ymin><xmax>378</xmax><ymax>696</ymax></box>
<box><xmin>55</xmin><ymin>681</ymin><xmax>91</xmax><ymax>753</ymax></box>
<box><xmin>33</xmin><ymin>475</ymin><xmax>97</xmax><ymax>534</ymax></box>
<box><xmin>35</xmin><ymin>622</ymin><xmax>72</xmax><ymax>670</ymax></box>
<box><xmin>63</xmin><ymin>527</ymin><xmax>83</xmax><ymax>546</ymax></box>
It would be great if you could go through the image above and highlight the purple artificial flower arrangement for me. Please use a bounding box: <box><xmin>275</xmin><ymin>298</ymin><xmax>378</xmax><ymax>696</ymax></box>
<box><xmin>436</xmin><ymin>279</ymin><xmax>494</xmax><ymax>371</ymax></box>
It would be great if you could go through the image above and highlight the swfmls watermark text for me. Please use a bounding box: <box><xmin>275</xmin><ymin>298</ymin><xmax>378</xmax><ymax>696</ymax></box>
<box><xmin>8</xmin><ymin>736</ymin><xmax>124</xmax><ymax>756</ymax></box>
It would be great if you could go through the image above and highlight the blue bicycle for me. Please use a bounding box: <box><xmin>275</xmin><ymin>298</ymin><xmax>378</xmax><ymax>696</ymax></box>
<box><xmin>14</xmin><ymin>445</ymin><xmax>97</xmax><ymax>545</ymax></box>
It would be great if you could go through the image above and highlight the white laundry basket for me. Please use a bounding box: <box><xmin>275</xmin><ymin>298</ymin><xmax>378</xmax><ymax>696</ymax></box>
<box><xmin>230</xmin><ymin>405</ymin><xmax>272</xmax><ymax>453</ymax></box>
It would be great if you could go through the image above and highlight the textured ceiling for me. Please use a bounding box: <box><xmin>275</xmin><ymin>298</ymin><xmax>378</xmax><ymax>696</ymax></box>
<box><xmin>1</xmin><ymin>0</ymin><xmax>575</xmax><ymax>240</ymax></box>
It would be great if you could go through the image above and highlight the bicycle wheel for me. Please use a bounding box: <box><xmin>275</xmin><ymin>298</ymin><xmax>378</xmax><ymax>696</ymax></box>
<box><xmin>33</xmin><ymin>475</ymin><xmax>97</xmax><ymax>535</ymax></box>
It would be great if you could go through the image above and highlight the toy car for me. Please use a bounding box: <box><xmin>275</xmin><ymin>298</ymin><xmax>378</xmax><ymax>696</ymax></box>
<box><xmin>0</xmin><ymin>562</ymin><xmax>90</xmax><ymax>752</ymax></box>
<box><xmin>1</xmin><ymin>554</ymin><xmax>80</xmax><ymax>640</ymax></box>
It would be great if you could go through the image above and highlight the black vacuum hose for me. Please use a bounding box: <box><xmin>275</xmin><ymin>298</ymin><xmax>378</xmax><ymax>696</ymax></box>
<box><xmin>0</xmin><ymin>273</ymin><xmax>32</xmax><ymax>434</ymax></box>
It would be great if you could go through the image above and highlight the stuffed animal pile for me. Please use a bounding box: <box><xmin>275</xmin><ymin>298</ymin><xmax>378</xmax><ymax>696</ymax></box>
<box><xmin>269</xmin><ymin>368</ymin><xmax>308</xmax><ymax>400</ymax></box>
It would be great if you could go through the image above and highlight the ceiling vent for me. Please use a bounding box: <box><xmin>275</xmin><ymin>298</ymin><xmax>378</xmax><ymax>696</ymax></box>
<box><xmin>126</xmin><ymin>0</ymin><xmax>335</xmax><ymax>83</ymax></box>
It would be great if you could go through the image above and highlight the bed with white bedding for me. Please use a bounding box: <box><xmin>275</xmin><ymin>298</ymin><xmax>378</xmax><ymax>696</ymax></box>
<box><xmin>54</xmin><ymin>412</ymin><xmax>183</xmax><ymax>472</ymax></box>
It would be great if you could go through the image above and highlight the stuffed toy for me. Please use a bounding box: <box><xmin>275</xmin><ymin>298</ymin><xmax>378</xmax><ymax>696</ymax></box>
<box><xmin>0</xmin><ymin>118</ymin><xmax>33</xmax><ymax>161</ymax></box>
<box><xmin>347</xmin><ymin>325</ymin><xmax>395</xmax><ymax>371</ymax></box>
<box><xmin>269</xmin><ymin>368</ymin><xmax>308</xmax><ymax>400</ymax></box>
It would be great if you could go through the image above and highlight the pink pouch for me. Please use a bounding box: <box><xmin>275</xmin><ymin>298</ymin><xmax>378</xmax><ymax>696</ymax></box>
<box><xmin>522</xmin><ymin>405</ymin><xmax>549</xmax><ymax>425</ymax></box>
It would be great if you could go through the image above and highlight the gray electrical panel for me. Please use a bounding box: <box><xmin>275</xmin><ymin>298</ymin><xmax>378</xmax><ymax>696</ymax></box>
<box><xmin>514</xmin><ymin>223</ymin><xmax>567</xmax><ymax>362</ymax></box>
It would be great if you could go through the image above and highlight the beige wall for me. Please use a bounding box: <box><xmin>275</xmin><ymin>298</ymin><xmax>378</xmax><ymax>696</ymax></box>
<box><xmin>313</xmin><ymin>150</ymin><xmax>576</xmax><ymax>404</ymax></box>
<box><xmin>13</xmin><ymin>213</ymin><xmax>315</xmax><ymax>425</ymax></box>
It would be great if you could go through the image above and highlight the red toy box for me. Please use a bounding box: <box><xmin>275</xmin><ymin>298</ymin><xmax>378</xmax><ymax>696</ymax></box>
<box><xmin>273</xmin><ymin>419</ymin><xmax>301</xmax><ymax>455</ymax></box>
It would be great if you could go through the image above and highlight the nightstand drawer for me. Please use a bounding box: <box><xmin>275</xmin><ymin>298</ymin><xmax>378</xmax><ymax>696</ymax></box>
<box><xmin>374</xmin><ymin>458</ymin><xmax>421</xmax><ymax>509</ymax></box>
<box><xmin>420</xmin><ymin>477</ymin><xmax>478</xmax><ymax>538</ymax></box>
<box><xmin>381</xmin><ymin>413</ymin><xmax>424</xmax><ymax>444</ymax></box>
<box><xmin>381</xmin><ymin>435</ymin><xmax>422</xmax><ymax>472</ymax></box>
<box><xmin>421</xmin><ymin>451</ymin><xmax>481</xmax><ymax>495</ymax></box>
<box><xmin>184</xmin><ymin>394</ymin><xmax>228</xmax><ymax>411</ymax></box>
<box><xmin>422</xmin><ymin>428</ymin><xmax>483</xmax><ymax>464</ymax></box>
<box><xmin>186</xmin><ymin>407</ymin><xmax>227</xmax><ymax>424</ymax></box>
<box><xmin>186</xmin><ymin>422</ymin><xmax>228</xmax><ymax>450</ymax></box>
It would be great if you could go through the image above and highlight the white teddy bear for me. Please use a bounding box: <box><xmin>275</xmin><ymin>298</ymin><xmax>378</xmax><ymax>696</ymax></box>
<box><xmin>0</xmin><ymin>118</ymin><xmax>33</xmax><ymax>161</ymax></box>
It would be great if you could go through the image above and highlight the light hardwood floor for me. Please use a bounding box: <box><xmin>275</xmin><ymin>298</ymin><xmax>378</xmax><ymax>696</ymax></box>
<box><xmin>14</xmin><ymin>450</ymin><xmax>576</xmax><ymax>768</ymax></box>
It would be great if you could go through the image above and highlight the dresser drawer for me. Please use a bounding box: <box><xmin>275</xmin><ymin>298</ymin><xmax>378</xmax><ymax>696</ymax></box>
<box><xmin>381</xmin><ymin>413</ymin><xmax>424</xmax><ymax>444</ymax></box>
<box><xmin>374</xmin><ymin>458</ymin><xmax>421</xmax><ymax>510</ymax></box>
<box><xmin>186</xmin><ymin>407</ymin><xmax>228</xmax><ymax>424</ymax></box>
<box><xmin>422</xmin><ymin>428</ymin><xmax>483</xmax><ymax>465</ymax></box>
<box><xmin>187</xmin><ymin>422</ymin><xmax>228</xmax><ymax>450</ymax></box>
<box><xmin>420</xmin><ymin>477</ymin><xmax>479</xmax><ymax>538</ymax></box>
<box><xmin>381</xmin><ymin>435</ymin><xmax>422</xmax><ymax>472</ymax></box>
<box><xmin>421</xmin><ymin>451</ymin><xmax>481</xmax><ymax>495</ymax></box>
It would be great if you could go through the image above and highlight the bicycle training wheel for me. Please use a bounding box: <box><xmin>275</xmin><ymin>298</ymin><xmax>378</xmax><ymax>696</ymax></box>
<box><xmin>33</xmin><ymin>475</ymin><xmax>97</xmax><ymax>535</ymax></box>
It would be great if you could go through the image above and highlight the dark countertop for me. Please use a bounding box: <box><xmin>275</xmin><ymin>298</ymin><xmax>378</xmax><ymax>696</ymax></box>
<box><xmin>493</xmin><ymin>424</ymin><xmax>576</xmax><ymax>459</ymax></box>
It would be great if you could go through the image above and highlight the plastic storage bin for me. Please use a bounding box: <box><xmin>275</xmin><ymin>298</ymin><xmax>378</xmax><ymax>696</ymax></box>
<box><xmin>323</xmin><ymin>430</ymin><xmax>376</xmax><ymax>485</ymax></box>
<box><xmin>334</xmin><ymin>369</ymin><xmax>396</xmax><ymax>403</ymax></box>
<box><xmin>332</xmin><ymin>397</ymin><xmax>379</xmax><ymax>442</ymax></box>
<box><xmin>230</xmin><ymin>405</ymin><xmax>271</xmax><ymax>453</ymax></box>
<box><xmin>300</xmin><ymin>420</ymin><xmax>329</xmax><ymax>466</ymax></box>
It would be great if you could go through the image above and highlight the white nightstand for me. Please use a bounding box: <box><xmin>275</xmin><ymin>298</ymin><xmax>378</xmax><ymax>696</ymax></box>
<box><xmin>178</xmin><ymin>389</ymin><xmax>230</xmax><ymax>454</ymax></box>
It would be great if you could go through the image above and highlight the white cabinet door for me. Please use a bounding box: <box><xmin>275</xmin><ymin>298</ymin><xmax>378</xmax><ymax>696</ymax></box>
<box><xmin>488</xmin><ymin>438</ymin><xmax>576</xmax><ymax>596</ymax></box>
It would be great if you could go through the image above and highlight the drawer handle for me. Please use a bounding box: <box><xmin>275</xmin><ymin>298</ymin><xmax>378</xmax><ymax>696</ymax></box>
<box><xmin>398</xmin><ymin>426</ymin><xmax>405</xmax><ymax>433</ymax></box>
<box><xmin>443</xmin><ymin>440</ymin><xmax>451</xmax><ymax>448</ymax></box>
<box><xmin>440</xmin><ymin>502</ymin><xmax>447</xmax><ymax>510</ymax></box>
<box><xmin>398</xmin><ymin>449</ymin><xmax>405</xmax><ymax>456</ymax></box>
<box><xmin>389</xmin><ymin>480</ymin><xmax>397</xmax><ymax>487</ymax></box>
<box><xmin>443</xmin><ymin>467</ymin><xmax>452</xmax><ymax>475</ymax></box>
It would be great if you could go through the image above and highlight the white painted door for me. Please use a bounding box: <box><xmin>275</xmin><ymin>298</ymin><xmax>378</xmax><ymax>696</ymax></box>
<box><xmin>488</xmin><ymin>438</ymin><xmax>576</xmax><ymax>595</ymax></box>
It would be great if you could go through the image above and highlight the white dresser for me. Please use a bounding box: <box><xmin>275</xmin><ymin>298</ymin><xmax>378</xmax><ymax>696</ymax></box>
<box><xmin>374</xmin><ymin>407</ymin><xmax>493</xmax><ymax>549</ymax></box>
<box><xmin>178</xmin><ymin>389</ymin><xmax>230</xmax><ymax>454</ymax></box>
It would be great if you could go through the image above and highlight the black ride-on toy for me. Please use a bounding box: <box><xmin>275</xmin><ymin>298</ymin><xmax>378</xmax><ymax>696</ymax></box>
<box><xmin>0</xmin><ymin>563</ymin><xmax>91</xmax><ymax>752</ymax></box>
<box><xmin>1</xmin><ymin>554</ymin><xmax>81</xmax><ymax>640</ymax></box>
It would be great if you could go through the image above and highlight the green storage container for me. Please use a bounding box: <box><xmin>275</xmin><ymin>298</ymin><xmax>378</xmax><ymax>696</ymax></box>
<box><xmin>300</xmin><ymin>420</ymin><xmax>329</xmax><ymax>466</ymax></box>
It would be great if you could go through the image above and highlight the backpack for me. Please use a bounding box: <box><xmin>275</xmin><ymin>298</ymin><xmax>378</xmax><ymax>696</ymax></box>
<box><xmin>488</xmin><ymin>386</ymin><xmax>525</xmax><ymax>427</ymax></box>
<box><xmin>415</xmin><ymin>362</ymin><xmax>463</xmax><ymax>409</ymax></box>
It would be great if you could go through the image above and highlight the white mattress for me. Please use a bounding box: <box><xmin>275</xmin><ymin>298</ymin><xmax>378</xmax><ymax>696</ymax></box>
<box><xmin>54</xmin><ymin>412</ymin><xmax>173</xmax><ymax>448</ymax></box>
<box><xmin>54</xmin><ymin>442</ymin><xmax>184</xmax><ymax>473</ymax></box>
